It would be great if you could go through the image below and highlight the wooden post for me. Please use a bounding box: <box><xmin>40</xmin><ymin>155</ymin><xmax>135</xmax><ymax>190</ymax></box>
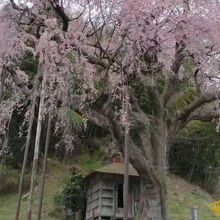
<box><xmin>123</xmin><ymin>86</ymin><xmax>129</xmax><ymax>220</ymax></box>
<box><xmin>191</xmin><ymin>207</ymin><xmax>198</xmax><ymax>220</ymax></box>
<box><xmin>75</xmin><ymin>211</ymin><xmax>81</xmax><ymax>220</ymax></box>
<box><xmin>26</xmin><ymin>65</ymin><xmax>47</xmax><ymax>220</ymax></box>
<box><xmin>15</xmin><ymin>78</ymin><xmax>38</xmax><ymax>220</ymax></box>
<box><xmin>37</xmin><ymin>114</ymin><xmax>52</xmax><ymax>220</ymax></box>
<box><xmin>99</xmin><ymin>181</ymin><xmax>102</xmax><ymax>219</ymax></box>
<box><xmin>0</xmin><ymin>67</ymin><xmax>6</xmax><ymax>102</ymax></box>
<box><xmin>112</xmin><ymin>181</ymin><xmax>116</xmax><ymax>220</ymax></box>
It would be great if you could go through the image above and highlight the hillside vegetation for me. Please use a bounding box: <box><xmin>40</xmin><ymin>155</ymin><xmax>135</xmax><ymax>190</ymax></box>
<box><xmin>0</xmin><ymin>160</ymin><xmax>66</xmax><ymax>220</ymax></box>
<box><xmin>0</xmin><ymin>158</ymin><xmax>218</xmax><ymax>220</ymax></box>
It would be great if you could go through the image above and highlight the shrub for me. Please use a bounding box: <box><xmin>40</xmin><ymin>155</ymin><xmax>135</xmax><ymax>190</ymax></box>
<box><xmin>54</xmin><ymin>174</ymin><xmax>87</xmax><ymax>220</ymax></box>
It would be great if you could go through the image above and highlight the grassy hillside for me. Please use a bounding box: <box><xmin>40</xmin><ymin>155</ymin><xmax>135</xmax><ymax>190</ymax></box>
<box><xmin>168</xmin><ymin>175</ymin><xmax>219</xmax><ymax>220</ymax></box>
<box><xmin>0</xmin><ymin>160</ymin><xmax>219</xmax><ymax>220</ymax></box>
<box><xmin>0</xmin><ymin>160</ymin><xmax>67</xmax><ymax>220</ymax></box>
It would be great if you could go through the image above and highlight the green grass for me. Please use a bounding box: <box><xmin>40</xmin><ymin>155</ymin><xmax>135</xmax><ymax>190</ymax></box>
<box><xmin>0</xmin><ymin>160</ymin><xmax>67</xmax><ymax>220</ymax></box>
<box><xmin>169</xmin><ymin>193</ymin><xmax>218</xmax><ymax>220</ymax></box>
<box><xmin>0</xmin><ymin>163</ymin><xmax>219</xmax><ymax>220</ymax></box>
<box><xmin>168</xmin><ymin>175</ymin><xmax>219</xmax><ymax>220</ymax></box>
<box><xmin>77</xmin><ymin>148</ymin><xmax>105</xmax><ymax>175</ymax></box>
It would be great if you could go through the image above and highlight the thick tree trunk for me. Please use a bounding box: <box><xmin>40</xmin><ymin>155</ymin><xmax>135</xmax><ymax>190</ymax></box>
<box><xmin>130</xmin><ymin>150</ymin><xmax>169</xmax><ymax>220</ymax></box>
<box><xmin>129</xmin><ymin>120</ymin><xmax>169</xmax><ymax>220</ymax></box>
<box><xmin>137</xmin><ymin>176</ymin><xmax>168</xmax><ymax>220</ymax></box>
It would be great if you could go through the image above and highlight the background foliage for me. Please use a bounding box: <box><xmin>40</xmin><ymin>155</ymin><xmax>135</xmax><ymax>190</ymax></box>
<box><xmin>169</xmin><ymin>122</ymin><xmax>220</xmax><ymax>192</ymax></box>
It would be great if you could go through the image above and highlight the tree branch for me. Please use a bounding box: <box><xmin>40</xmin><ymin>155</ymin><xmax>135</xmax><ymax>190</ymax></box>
<box><xmin>6</xmin><ymin>66</ymin><xmax>31</xmax><ymax>95</ymax></box>
<box><xmin>177</xmin><ymin>91</ymin><xmax>220</xmax><ymax>122</ymax></box>
<box><xmin>187</xmin><ymin>108</ymin><xmax>220</xmax><ymax>123</ymax></box>
<box><xmin>85</xmin><ymin>53</ymin><xmax>109</xmax><ymax>69</ymax></box>
<box><xmin>49</xmin><ymin>0</ymin><xmax>70</xmax><ymax>31</ymax></box>
<box><xmin>148</xmin><ymin>77</ymin><xmax>163</xmax><ymax>117</ymax></box>
<box><xmin>129</xmin><ymin>138</ymin><xmax>159</xmax><ymax>184</ymax></box>
<box><xmin>193</xmin><ymin>69</ymin><xmax>200</xmax><ymax>93</ymax></box>
<box><xmin>161</xmin><ymin>42</ymin><xmax>185</xmax><ymax>107</ymax></box>
<box><xmin>10</xmin><ymin>0</ymin><xmax>23</xmax><ymax>10</ymax></box>
<box><xmin>70</xmin><ymin>95</ymin><xmax>110</xmax><ymax>130</ymax></box>
<box><xmin>179</xmin><ymin>107</ymin><xmax>220</xmax><ymax>129</ymax></box>
<box><xmin>139</xmin><ymin>73</ymin><xmax>162</xmax><ymax>117</ymax></box>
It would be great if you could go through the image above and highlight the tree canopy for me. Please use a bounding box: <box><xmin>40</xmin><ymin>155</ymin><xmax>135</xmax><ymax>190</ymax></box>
<box><xmin>1</xmin><ymin>1</ymin><xmax>220</xmax><ymax>220</ymax></box>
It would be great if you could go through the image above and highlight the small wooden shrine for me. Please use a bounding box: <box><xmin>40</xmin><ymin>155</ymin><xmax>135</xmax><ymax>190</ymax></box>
<box><xmin>85</xmin><ymin>157</ymin><xmax>140</xmax><ymax>220</ymax></box>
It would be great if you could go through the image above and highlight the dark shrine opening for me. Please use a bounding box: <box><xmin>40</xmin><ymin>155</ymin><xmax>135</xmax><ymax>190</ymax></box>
<box><xmin>117</xmin><ymin>183</ymin><xmax>124</xmax><ymax>208</ymax></box>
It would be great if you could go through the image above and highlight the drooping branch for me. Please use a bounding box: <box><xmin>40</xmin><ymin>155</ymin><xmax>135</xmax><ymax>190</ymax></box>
<box><xmin>49</xmin><ymin>0</ymin><xmax>70</xmax><ymax>31</ymax></box>
<box><xmin>177</xmin><ymin>91</ymin><xmax>220</xmax><ymax>122</ymax></box>
<box><xmin>71</xmin><ymin>92</ymin><xmax>124</xmax><ymax>147</ymax></box>
<box><xmin>6</xmin><ymin>66</ymin><xmax>31</xmax><ymax>96</ymax></box>
<box><xmin>0</xmin><ymin>99</ymin><xmax>14</xmax><ymax>158</ymax></box>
